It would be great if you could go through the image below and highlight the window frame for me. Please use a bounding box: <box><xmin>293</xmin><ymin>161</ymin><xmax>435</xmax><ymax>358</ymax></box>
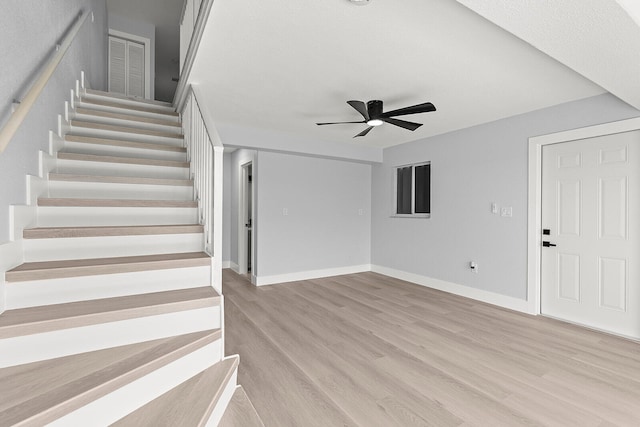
<box><xmin>391</xmin><ymin>161</ymin><xmax>431</xmax><ymax>218</ymax></box>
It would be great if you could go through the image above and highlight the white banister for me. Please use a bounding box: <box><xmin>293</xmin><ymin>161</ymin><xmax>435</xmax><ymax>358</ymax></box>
<box><xmin>0</xmin><ymin>10</ymin><xmax>90</xmax><ymax>154</ymax></box>
<box><xmin>181</xmin><ymin>88</ymin><xmax>219</xmax><ymax>257</ymax></box>
<box><xmin>174</xmin><ymin>0</ymin><xmax>214</xmax><ymax>112</ymax></box>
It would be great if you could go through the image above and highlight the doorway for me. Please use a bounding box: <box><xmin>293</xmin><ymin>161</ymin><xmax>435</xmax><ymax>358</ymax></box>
<box><xmin>238</xmin><ymin>162</ymin><xmax>253</xmax><ymax>276</ymax></box>
<box><xmin>529</xmin><ymin>121</ymin><xmax>640</xmax><ymax>339</ymax></box>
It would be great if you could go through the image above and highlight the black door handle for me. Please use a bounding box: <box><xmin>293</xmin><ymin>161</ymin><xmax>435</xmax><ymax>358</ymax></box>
<box><xmin>542</xmin><ymin>241</ymin><xmax>556</xmax><ymax>247</ymax></box>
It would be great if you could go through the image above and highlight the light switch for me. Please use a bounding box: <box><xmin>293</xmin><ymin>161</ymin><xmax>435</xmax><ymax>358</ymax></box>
<box><xmin>491</xmin><ymin>203</ymin><xmax>498</xmax><ymax>214</ymax></box>
<box><xmin>358</xmin><ymin>209</ymin><xmax>364</xmax><ymax>216</ymax></box>
<box><xmin>283</xmin><ymin>208</ymin><xmax>288</xmax><ymax>216</ymax></box>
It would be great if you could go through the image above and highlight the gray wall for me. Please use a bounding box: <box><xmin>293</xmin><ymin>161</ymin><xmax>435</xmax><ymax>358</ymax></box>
<box><xmin>255</xmin><ymin>151</ymin><xmax>371</xmax><ymax>278</ymax></box>
<box><xmin>107</xmin><ymin>12</ymin><xmax>155</xmax><ymax>100</ymax></box>
<box><xmin>372</xmin><ymin>93</ymin><xmax>639</xmax><ymax>300</ymax></box>
<box><xmin>0</xmin><ymin>0</ymin><xmax>108</xmax><ymax>244</ymax></box>
<box><xmin>218</xmin><ymin>122</ymin><xmax>382</xmax><ymax>164</ymax></box>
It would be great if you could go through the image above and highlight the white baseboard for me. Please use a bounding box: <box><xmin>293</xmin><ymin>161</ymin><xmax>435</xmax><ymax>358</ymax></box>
<box><xmin>221</xmin><ymin>261</ymin><xmax>232</xmax><ymax>269</ymax></box>
<box><xmin>371</xmin><ymin>265</ymin><xmax>533</xmax><ymax>314</ymax></box>
<box><xmin>227</xmin><ymin>262</ymin><xmax>239</xmax><ymax>274</ymax></box>
<box><xmin>254</xmin><ymin>264</ymin><xmax>372</xmax><ymax>287</ymax></box>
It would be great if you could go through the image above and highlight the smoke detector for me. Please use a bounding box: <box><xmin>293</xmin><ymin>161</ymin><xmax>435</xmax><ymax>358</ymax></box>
<box><xmin>349</xmin><ymin>0</ymin><xmax>371</xmax><ymax>4</ymax></box>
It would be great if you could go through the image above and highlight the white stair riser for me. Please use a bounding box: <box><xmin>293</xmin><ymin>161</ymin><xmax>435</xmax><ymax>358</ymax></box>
<box><xmin>48</xmin><ymin>181</ymin><xmax>193</xmax><ymax>200</ymax></box>
<box><xmin>49</xmin><ymin>341</ymin><xmax>224</xmax><ymax>427</ymax></box>
<box><xmin>23</xmin><ymin>233</ymin><xmax>204</xmax><ymax>262</ymax></box>
<box><xmin>63</xmin><ymin>140</ymin><xmax>187</xmax><ymax>162</ymax></box>
<box><xmin>6</xmin><ymin>266</ymin><xmax>211</xmax><ymax>309</ymax></box>
<box><xmin>73</xmin><ymin>112</ymin><xmax>183</xmax><ymax>135</ymax></box>
<box><xmin>81</xmin><ymin>94</ymin><xmax>175</xmax><ymax>113</ymax></box>
<box><xmin>37</xmin><ymin>206</ymin><xmax>199</xmax><ymax>227</ymax></box>
<box><xmin>70</xmin><ymin>126</ymin><xmax>183</xmax><ymax>146</ymax></box>
<box><xmin>0</xmin><ymin>307</ymin><xmax>221</xmax><ymax>368</ymax></box>
<box><xmin>55</xmin><ymin>158</ymin><xmax>190</xmax><ymax>180</ymax></box>
<box><xmin>206</xmin><ymin>366</ymin><xmax>239</xmax><ymax>427</ymax></box>
<box><xmin>75</xmin><ymin>101</ymin><xmax>180</xmax><ymax>123</ymax></box>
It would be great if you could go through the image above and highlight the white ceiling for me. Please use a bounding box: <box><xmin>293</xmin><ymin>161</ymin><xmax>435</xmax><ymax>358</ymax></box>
<box><xmin>187</xmin><ymin>0</ymin><xmax>629</xmax><ymax>149</ymax></box>
<box><xmin>112</xmin><ymin>0</ymin><xmax>640</xmax><ymax>149</ymax></box>
<box><xmin>456</xmin><ymin>0</ymin><xmax>640</xmax><ymax>113</ymax></box>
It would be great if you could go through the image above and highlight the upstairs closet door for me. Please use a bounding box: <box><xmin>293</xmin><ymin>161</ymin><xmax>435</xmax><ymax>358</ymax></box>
<box><xmin>108</xmin><ymin>36</ymin><xmax>145</xmax><ymax>98</ymax></box>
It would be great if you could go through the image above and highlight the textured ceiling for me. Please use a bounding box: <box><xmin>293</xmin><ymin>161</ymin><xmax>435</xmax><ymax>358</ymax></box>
<box><xmin>188</xmin><ymin>0</ymin><xmax>609</xmax><ymax>149</ymax></box>
<box><xmin>617</xmin><ymin>0</ymin><xmax>640</xmax><ymax>25</ymax></box>
<box><xmin>456</xmin><ymin>0</ymin><xmax>640</xmax><ymax>111</ymax></box>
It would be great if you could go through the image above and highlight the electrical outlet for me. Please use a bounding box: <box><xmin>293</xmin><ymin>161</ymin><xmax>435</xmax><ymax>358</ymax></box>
<box><xmin>501</xmin><ymin>207</ymin><xmax>513</xmax><ymax>217</ymax></box>
<box><xmin>282</xmin><ymin>208</ymin><xmax>288</xmax><ymax>216</ymax></box>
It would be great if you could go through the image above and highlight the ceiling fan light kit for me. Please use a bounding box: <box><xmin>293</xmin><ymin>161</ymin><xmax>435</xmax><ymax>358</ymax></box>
<box><xmin>317</xmin><ymin>99</ymin><xmax>436</xmax><ymax>138</ymax></box>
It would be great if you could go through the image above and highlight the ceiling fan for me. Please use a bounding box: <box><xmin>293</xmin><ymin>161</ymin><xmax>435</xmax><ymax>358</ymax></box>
<box><xmin>316</xmin><ymin>100</ymin><xmax>436</xmax><ymax>138</ymax></box>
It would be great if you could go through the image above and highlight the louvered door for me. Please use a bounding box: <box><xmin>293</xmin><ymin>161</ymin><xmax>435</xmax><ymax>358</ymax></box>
<box><xmin>108</xmin><ymin>36</ymin><xmax>145</xmax><ymax>98</ymax></box>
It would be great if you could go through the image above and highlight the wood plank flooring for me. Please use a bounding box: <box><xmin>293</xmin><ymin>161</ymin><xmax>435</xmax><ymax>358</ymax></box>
<box><xmin>222</xmin><ymin>269</ymin><xmax>640</xmax><ymax>427</ymax></box>
<box><xmin>219</xmin><ymin>386</ymin><xmax>266</xmax><ymax>427</ymax></box>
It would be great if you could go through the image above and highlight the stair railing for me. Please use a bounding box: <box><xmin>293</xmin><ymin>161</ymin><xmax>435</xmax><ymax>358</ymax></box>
<box><xmin>174</xmin><ymin>0</ymin><xmax>214</xmax><ymax>112</ymax></box>
<box><xmin>0</xmin><ymin>10</ymin><xmax>91</xmax><ymax>154</ymax></box>
<box><xmin>181</xmin><ymin>88</ymin><xmax>216</xmax><ymax>256</ymax></box>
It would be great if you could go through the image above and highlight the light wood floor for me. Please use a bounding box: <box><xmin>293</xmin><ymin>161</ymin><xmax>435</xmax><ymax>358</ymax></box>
<box><xmin>223</xmin><ymin>270</ymin><xmax>640</xmax><ymax>427</ymax></box>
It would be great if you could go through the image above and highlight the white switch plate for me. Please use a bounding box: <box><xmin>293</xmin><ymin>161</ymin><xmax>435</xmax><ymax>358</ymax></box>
<box><xmin>358</xmin><ymin>209</ymin><xmax>364</xmax><ymax>216</ymax></box>
<box><xmin>283</xmin><ymin>208</ymin><xmax>288</xmax><ymax>216</ymax></box>
<box><xmin>501</xmin><ymin>207</ymin><xmax>513</xmax><ymax>217</ymax></box>
<box><xmin>491</xmin><ymin>203</ymin><xmax>498</xmax><ymax>214</ymax></box>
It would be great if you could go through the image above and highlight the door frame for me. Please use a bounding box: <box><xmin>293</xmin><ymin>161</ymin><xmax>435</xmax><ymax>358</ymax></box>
<box><xmin>108</xmin><ymin>29</ymin><xmax>151</xmax><ymax>99</ymax></box>
<box><xmin>527</xmin><ymin>116</ymin><xmax>640</xmax><ymax>315</ymax></box>
<box><xmin>238</xmin><ymin>161</ymin><xmax>253</xmax><ymax>276</ymax></box>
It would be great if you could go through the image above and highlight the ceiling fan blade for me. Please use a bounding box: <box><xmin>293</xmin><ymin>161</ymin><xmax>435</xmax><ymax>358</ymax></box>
<box><xmin>347</xmin><ymin>100</ymin><xmax>370</xmax><ymax>121</ymax></box>
<box><xmin>381</xmin><ymin>117</ymin><xmax>423</xmax><ymax>131</ymax></box>
<box><xmin>354</xmin><ymin>126</ymin><xmax>374</xmax><ymax>138</ymax></box>
<box><xmin>316</xmin><ymin>121</ymin><xmax>366</xmax><ymax>125</ymax></box>
<box><xmin>380</xmin><ymin>102</ymin><xmax>436</xmax><ymax>118</ymax></box>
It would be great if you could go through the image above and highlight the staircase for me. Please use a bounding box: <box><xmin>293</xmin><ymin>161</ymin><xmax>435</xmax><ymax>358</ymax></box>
<box><xmin>0</xmin><ymin>83</ymin><xmax>263</xmax><ymax>426</ymax></box>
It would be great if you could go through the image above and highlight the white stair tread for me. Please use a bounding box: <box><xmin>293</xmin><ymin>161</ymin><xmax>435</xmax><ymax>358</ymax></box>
<box><xmin>49</xmin><ymin>173</ymin><xmax>193</xmax><ymax>186</ymax></box>
<box><xmin>0</xmin><ymin>287</ymin><xmax>220</xmax><ymax>339</ymax></box>
<box><xmin>78</xmin><ymin>97</ymin><xmax>179</xmax><ymax>116</ymax></box>
<box><xmin>219</xmin><ymin>386</ymin><xmax>266</xmax><ymax>427</ymax></box>
<box><xmin>23</xmin><ymin>224</ymin><xmax>203</xmax><ymax>239</ymax></box>
<box><xmin>70</xmin><ymin>120</ymin><xmax>183</xmax><ymax>139</ymax></box>
<box><xmin>65</xmin><ymin>134</ymin><xmax>186</xmax><ymax>153</ymax></box>
<box><xmin>75</xmin><ymin>107</ymin><xmax>181</xmax><ymax>128</ymax></box>
<box><xmin>113</xmin><ymin>356</ymin><xmax>239</xmax><ymax>426</ymax></box>
<box><xmin>0</xmin><ymin>330</ymin><xmax>220</xmax><ymax>426</ymax></box>
<box><xmin>84</xmin><ymin>89</ymin><xmax>173</xmax><ymax>108</ymax></box>
<box><xmin>6</xmin><ymin>251</ymin><xmax>211</xmax><ymax>282</ymax></box>
<box><xmin>38</xmin><ymin>198</ymin><xmax>197</xmax><ymax>207</ymax></box>
<box><xmin>57</xmin><ymin>152</ymin><xmax>189</xmax><ymax>168</ymax></box>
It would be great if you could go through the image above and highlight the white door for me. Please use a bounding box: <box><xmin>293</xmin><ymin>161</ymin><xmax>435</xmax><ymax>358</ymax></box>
<box><xmin>108</xmin><ymin>36</ymin><xmax>145</xmax><ymax>98</ymax></box>
<box><xmin>541</xmin><ymin>131</ymin><xmax>640</xmax><ymax>338</ymax></box>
